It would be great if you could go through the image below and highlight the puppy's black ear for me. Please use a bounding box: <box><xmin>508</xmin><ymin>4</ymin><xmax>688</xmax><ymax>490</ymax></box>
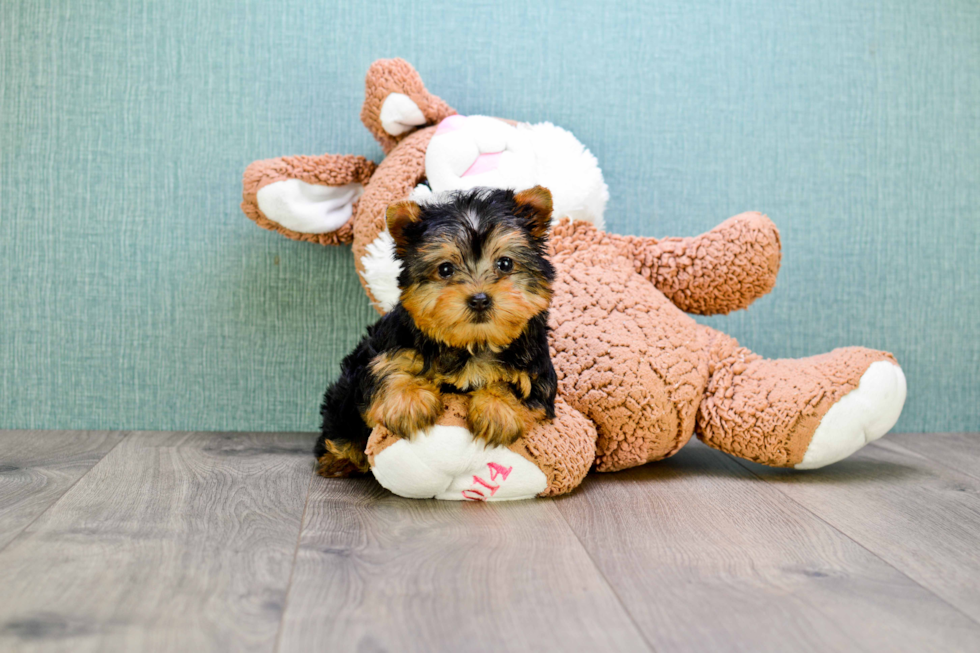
<box><xmin>513</xmin><ymin>186</ymin><xmax>553</xmax><ymax>241</ymax></box>
<box><xmin>386</xmin><ymin>200</ymin><xmax>422</xmax><ymax>257</ymax></box>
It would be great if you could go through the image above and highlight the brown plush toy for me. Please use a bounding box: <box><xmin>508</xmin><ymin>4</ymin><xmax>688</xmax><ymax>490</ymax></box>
<box><xmin>241</xmin><ymin>59</ymin><xmax>907</xmax><ymax>500</ymax></box>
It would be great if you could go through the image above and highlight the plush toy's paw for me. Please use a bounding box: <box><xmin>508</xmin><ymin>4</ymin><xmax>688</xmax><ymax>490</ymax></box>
<box><xmin>370</xmin><ymin>424</ymin><xmax>548</xmax><ymax>501</ymax></box>
<box><xmin>366</xmin><ymin>382</ymin><xmax>443</xmax><ymax>440</ymax></box>
<box><xmin>366</xmin><ymin>395</ymin><xmax>596</xmax><ymax>501</ymax></box>
<box><xmin>797</xmin><ymin>361</ymin><xmax>907</xmax><ymax>469</ymax></box>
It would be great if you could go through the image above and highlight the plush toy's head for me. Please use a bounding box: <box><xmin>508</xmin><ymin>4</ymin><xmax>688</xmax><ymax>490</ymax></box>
<box><xmin>242</xmin><ymin>58</ymin><xmax>607</xmax><ymax>313</ymax></box>
<box><xmin>387</xmin><ymin>186</ymin><xmax>556</xmax><ymax>351</ymax></box>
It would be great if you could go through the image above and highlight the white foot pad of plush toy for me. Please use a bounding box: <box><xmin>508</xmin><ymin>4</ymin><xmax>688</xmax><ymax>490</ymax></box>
<box><xmin>796</xmin><ymin>361</ymin><xmax>908</xmax><ymax>469</ymax></box>
<box><xmin>371</xmin><ymin>425</ymin><xmax>547</xmax><ymax>501</ymax></box>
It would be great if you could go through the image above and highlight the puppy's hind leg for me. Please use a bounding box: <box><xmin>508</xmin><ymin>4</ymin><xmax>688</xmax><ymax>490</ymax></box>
<box><xmin>316</xmin><ymin>370</ymin><xmax>373</xmax><ymax>478</ymax></box>
<box><xmin>315</xmin><ymin>437</ymin><xmax>370</xmax><ymax>477</ymax></box>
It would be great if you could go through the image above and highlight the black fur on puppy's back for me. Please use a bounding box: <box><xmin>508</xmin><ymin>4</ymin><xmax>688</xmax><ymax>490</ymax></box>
<box><xmin>315</xmin><ymin>348</ymin><xmax>373</xmax><ymax>464</ymax></box>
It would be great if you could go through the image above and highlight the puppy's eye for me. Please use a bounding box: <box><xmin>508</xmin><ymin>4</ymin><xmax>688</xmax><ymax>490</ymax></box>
<box><xmin>437</xmin><ymin>262</ymin><xmax>455</xmax><ymax>278</ymax></box>
<box><xmin>496</xmin><ymin>257</ymin><xmax>514</xmax><ymax>273</ymax></box>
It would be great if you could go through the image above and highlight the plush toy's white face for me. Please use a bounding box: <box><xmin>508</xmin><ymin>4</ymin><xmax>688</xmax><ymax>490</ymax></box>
<box><xmin>424</xmin><ymin>115</ymin><xmax>536</xmax><ymax>194</ymax></box>
<box><xmin>417</xmin><ymin>115</ymin><xmax>608</xmax><ymax>229</ymax></box>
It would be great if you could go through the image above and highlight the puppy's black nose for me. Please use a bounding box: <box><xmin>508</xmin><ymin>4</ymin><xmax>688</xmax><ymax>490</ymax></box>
<box><xmin>467</xmin><ymin>293</ymin><xmax>492</xmax><ymax>311</ymax></box>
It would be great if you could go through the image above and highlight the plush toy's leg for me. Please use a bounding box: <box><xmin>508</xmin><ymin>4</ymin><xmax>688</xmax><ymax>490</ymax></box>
<box><xmin>549</xmin><ymin>253</ymin><xmax>712</xmax><ymax>473</ymax></box>
<box><xmin>365</xmin><ymin>395</ymin><xmax>596</xmax><ymax>500</ymax></box>
<box><xmin>696</xmin><ymin>329</ymin><xmax>907</xmax><ymax>468</ymax></box>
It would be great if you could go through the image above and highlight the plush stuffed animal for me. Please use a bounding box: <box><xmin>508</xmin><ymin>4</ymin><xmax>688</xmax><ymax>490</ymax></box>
<box><xmin>241</xmin><ymin>59</ymin><xmax>907</xmax><ymax>500</ymax></box>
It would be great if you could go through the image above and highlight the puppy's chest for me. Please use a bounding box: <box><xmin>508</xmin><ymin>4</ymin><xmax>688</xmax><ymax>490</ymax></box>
<box><xmin>431</xmin><ymin>352</ymin><xmax>532</xmax><ymax>397</ymax></box>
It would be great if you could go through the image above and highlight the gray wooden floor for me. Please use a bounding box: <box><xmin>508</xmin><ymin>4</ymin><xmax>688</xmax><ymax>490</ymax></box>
<box><xmin>1</xmin><ymin>431</ymin><xmax>979</xmax><ymax>653</ymax></box>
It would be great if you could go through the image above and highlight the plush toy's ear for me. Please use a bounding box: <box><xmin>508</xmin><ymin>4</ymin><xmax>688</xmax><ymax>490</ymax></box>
<box><xmin>513</xmin><ymin>186</ymin><xmax>553</xmax><ymax>242</ymax></box>
<box><xmin>241</xmin><ymin>154</ymin><xmax>376</xmax><ymax>246</ymax></box>
<box><xmin>361</xmin><ymin>59</ymin><xmax>456</xmax><ymax>154</ymax></box>
<box><xmin>385</xmin><ymin>200</ymin><xmax>422</xmax><ymax>258</ymax></box>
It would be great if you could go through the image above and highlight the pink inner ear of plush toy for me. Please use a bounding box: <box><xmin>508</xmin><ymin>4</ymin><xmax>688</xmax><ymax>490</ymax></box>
<box><xmin>435</xmin><ymin>113</ymin><xmax>505</xmax><ymax>177</ymax></box>
<box><xmin>462</xmin><ymin>152</ymin><xmax>502</xmax><ymax>177</ymax></box>
<box><xmin>436</xmin><ymin>114</ymin><xmax>467</xmax><ymax>134</ymax></box>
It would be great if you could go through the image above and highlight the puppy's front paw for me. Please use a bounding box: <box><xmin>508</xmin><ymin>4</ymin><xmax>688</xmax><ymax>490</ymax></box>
<box><xmin>467</xmin><ymin>386</ymin><xmax>528</xmax><ymax>447</ymax></box>
<box><xmin>367</xmin><ymin>382</ymin><xmax>443</xmax><ymax>439</ymax></box>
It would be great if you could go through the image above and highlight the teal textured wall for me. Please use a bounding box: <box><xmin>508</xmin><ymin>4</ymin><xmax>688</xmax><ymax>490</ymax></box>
<box><xmin>2</xmin><ymin>0</ymin><xmax>978</xmax><ymax>432</ymax></box>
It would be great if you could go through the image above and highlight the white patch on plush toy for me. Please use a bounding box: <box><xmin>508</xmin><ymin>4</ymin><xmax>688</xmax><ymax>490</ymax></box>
<box><xmin>408</xmin><ymin>182</ymin><xmax>436</xmax><ymax>204</ymax></box>
<box><xmin>528</xmin><ymin>122</ymin><xmax>608</xmax><ymax>229</ymax></box>
<box><xmin>380</xmin><ymin>93</ymin><xmax>427</xmax><ymax>136</ymax></box>
<box><xmin>425</xmin><ymin>115</ymin><xmax>608</xmax><ymax>229</ymax></box>
<box><xmin>372</xmin><ymin>425</ymin><xmax>548</xmax><ymax>501</ymax></box>
<box><xmin>256</xmin><ymin>180</ymin><xmax>363</xmax><ymax>234</ymax></box>
<box><xmin>360</xmin><ymin>230</ymin><xmax>402</xmax><ymax>312</ymax></box>
<box><xmin>361</xmin><ymin>184</ymin><xmax>453</xmax><ymax>313</ymax></box>
<box><xmin>796</xmin><ymin>361</ymin><xmax>907</xmax><ymax>469</ymax></box>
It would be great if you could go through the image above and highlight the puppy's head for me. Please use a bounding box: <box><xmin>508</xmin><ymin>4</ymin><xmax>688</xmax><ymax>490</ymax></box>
<box><xmin>386</xmin><ymin>186</ymin><xmax>556</xmax><ymax>350</ymax></box>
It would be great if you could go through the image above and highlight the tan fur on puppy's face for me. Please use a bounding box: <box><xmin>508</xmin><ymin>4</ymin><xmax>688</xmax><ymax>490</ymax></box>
<box><xmin>400</xmin><ymin>226</ymin><xmax>552</xmax><ymax>351</ymax></box>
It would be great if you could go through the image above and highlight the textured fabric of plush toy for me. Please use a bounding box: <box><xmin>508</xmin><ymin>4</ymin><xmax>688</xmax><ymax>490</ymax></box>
<box><xmin>423</xmin><ymin>115</ymin><xmax>609</xmax><ymax>230</ymax></box>
<box><xmin>605</xmin><ymin>213</ymin><xmax>781</xmax><ymax>316</ymax></box>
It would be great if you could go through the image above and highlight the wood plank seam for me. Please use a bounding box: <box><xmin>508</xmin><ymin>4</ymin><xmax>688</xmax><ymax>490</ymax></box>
<box><xmin>553</xmin><ymin>497</ymin><xmax>660</xmax><ymax>653</ymax></box>
<box><xmin>0</xmin><ymin>430</ymin><xmax>131</xmax><ymax>556</ymax></box>
<box><xmin>273</xmin><ymin>462</ymin><xmax>317</xmax><ymax>653</ymax></box>
<box><xmin>727</xmin><ymin>454</ymin><xmax>980</xmax><ymax>630</ymax></box>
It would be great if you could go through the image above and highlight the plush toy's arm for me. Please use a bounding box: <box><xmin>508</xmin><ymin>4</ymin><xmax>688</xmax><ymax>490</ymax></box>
<box><xmin>241</xmin><ymin>153</ymin><xmax>376</xmax><ymax>246</ymax></box>
<box><xmin>360</xmin><ymin>58</ymin><xmax>456</xmax><ymax>154</ymax></box>
<box><xmin>609</xmin><ymin>212</ymin><xmax>782</xmax><ymax>315</ymax></box>
<box><xmin>366</xmin><ymin>394</ymin><xmax>596</xmax><ymax>500</ymax></box>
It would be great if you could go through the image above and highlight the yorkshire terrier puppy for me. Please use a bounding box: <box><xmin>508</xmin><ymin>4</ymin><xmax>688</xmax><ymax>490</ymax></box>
<box><xmin>315</xmin><ymin>186</ymin><xmax>558</xmax><ymax>477</ymax></box>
